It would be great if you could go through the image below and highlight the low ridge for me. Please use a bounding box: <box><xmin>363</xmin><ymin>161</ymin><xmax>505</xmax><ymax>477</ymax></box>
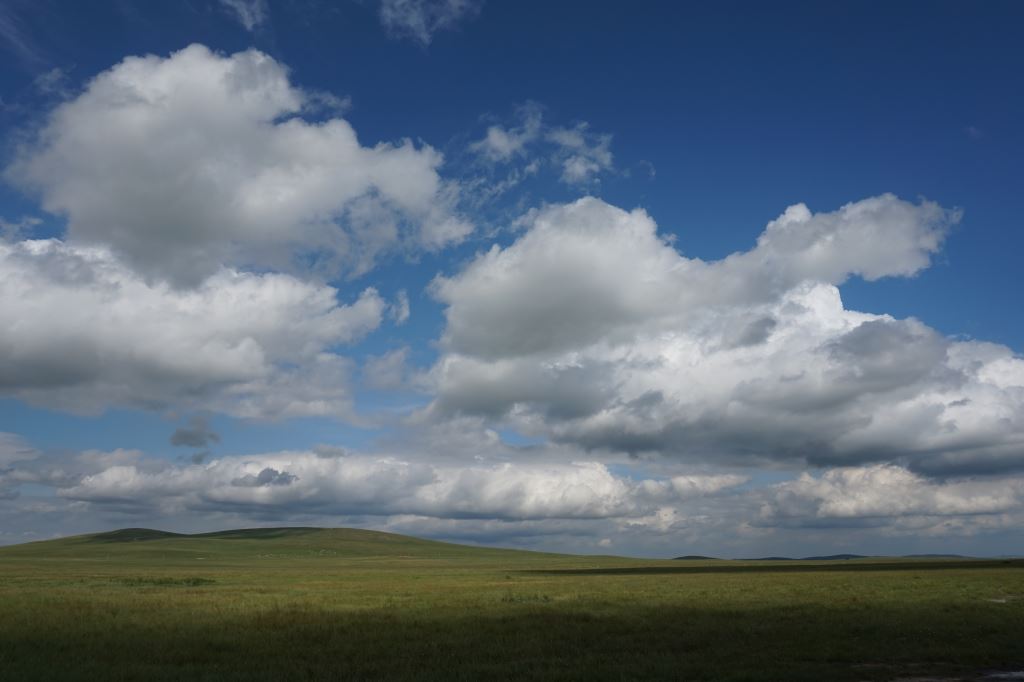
<box><xmin>0</xmin><ymin>526</ymin><xmax>560</xmax><ymax>563</ymax></box>
<box><xmin>87</xmin><ymin>528</ymin><xmax>186</xmax><ymax>543</ymax></box>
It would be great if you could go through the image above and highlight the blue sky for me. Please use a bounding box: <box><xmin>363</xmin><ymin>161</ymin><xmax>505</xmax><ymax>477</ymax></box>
<box><xmin>1</xmin><ymin>0</ymin><xmax>1022</xmax><ymax>557</ymax></box>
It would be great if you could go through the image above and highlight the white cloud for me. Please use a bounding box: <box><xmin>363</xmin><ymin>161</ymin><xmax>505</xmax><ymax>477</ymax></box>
<box><xmin>378</xmin><ymin>0</ymin><xmax>482</xmax><ymax>45</ymax></box>
<box><xmin>58</xmin><ymin>449</ymin><xmax>742</xmax><ymax>521</ymax></box>
<box><xmin>43</xmin><ymin>443</ymin><xmax>1024</xmax><ymax>550</ymax></box>
<box><xmin>652</xmin><ymin>474</ymin><xmax>750</xmax><ymax>498</ymax></box>
<box><xmin>5</xmin><ymin>429</ymin><xmax>1022</xmax><ymax>553</ymax></box>
<box><xmin>6</xmin><ymin>44</ymin><xmax>470</xmax><ymax>286</ymax></box>
<box><xmin>4</xmin><ymin>446</ymin><xmax>153</xmax><ymax>497</ymax></box>
<box><xmin>219</xmin><ymin>0</ymin><xmax>269</xmax><ymax>32</ymax></box>
<box><xmin>426</xmin><ymin>195</ymin><xmax>1024</xmax><ymax>475</ymax></box>
<box><xmin>761</xmin><ymin>464</ymin><xmax>1024</xmax><ymax>526</ymax></box>
<box><xmin>432</xmin><ymin>194</ymin><xmax>953</xmax><ymax>360</ymax></box>
<box><xmin>0</xmin><ymin>237</ymin><xmax>384</xmax><ymax>417</ymax></box>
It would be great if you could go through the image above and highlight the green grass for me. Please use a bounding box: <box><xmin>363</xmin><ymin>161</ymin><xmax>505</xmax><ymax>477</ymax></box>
<box><xmin>1</xmin><ymin>527</ymin><xmax>1022</xmax><ymax>681</ymax></box>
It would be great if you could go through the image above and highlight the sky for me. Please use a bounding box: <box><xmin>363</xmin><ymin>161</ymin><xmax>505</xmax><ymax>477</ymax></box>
<box><xmin>0</xmin><ymin>0</ymin><xmax>1023</xmax><ymax>558</ymax></box>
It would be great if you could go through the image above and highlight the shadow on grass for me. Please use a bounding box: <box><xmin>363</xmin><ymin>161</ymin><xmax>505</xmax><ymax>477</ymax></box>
<box><xmin>525</xmin><ymin>559</ymin><xmax>1024</xmax><ymax>577</ymax></box>
<box><xmin>109</xmin><ymin>576</ymin><xmax>217</xmax><ymax>587</ymax></box>
<box><xmin>3</xmin><ymin>601</ymin><xmax>1022</xmax><ymax>682</ymax></box>
<box><xmin>193</xmin><ymin>527</ymin><xmax>322</xmax><ymax>541</ymax></box>
<box><xmin>85</xmin><ymin>527</ymin><xmax>326</xmax><ymax>543</ymax></box>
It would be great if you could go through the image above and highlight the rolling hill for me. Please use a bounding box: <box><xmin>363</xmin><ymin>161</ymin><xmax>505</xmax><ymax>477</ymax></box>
<box><xmin>0</xmin><ymin>526</ymin><xmax>563</xmax><ymax>565</ymax></box>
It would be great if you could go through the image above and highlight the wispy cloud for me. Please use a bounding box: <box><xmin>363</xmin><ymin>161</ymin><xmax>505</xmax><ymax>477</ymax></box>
<box><xmin>32</xmin><ymin>66</ymin><xmax>71</xmax><ymax>97</ymax></box>
<box><xmin>466</xmin><ymin>102</ymin><xmax>616</xmax><ymax>198</ymax></box>
<box><xmin>378</xmin><ymin>0</ymin><xmax>482</xmax><ymax>45</ymax></box>
<box><xmin>0</xmin><ymin>2</ymin><xmax>47</xmax><ymax>67</ymax></box>
<box><xmin>218</xmin><ymin>0</ymin><xmax>269</xmax><ymax>32</ymax></box>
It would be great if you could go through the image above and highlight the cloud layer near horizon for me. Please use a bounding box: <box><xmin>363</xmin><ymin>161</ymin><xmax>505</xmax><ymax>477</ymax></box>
<box><xmin>5</xmin><ymin>434</ymin><xmax>1023</xmax><ymax>554</ymax></box>
<box><xmin>57</xmin><ymin>450</ymin><xmax>745</xmax><ymax>521</ymax></box>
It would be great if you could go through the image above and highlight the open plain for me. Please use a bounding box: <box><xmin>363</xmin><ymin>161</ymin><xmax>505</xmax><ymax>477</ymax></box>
<box><xmin>1</xmin><ymin>528</ymin><xmax>1022</xmax><ymax>681</ymax></box>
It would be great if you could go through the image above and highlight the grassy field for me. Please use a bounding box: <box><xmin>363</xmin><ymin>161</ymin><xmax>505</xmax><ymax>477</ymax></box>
<box><xmin>1</xmin><ymin>527</ymin><xmax>1022</xmax><ymax>681</ymax></box>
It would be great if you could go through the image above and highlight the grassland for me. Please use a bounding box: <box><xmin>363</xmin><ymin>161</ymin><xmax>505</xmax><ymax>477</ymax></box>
<box><xmin>0</xmin><ymin>527</ymin><xmax>1022</xmax><ymax>681</ymax></box>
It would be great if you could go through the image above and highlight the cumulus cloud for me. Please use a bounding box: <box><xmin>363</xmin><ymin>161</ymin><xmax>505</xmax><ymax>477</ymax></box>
<box><xmin>761</xmin><ymin>464</ymin><xmax>1024</xmax><ymax>528</ymax></box>
<box><xmin>426</xmin><ymin>194</ymin><xmax>1024</xmax><ymax>475</ymax></box>
<box><xmin>0</xmin><ymin>237</ymin><xmax>384</xmax><ymax>417</ymax></box>
<box><xmin>0</xmin><ymin>441</ymin><xmax>145</xmax><ymax>503</ymax></box>
<box><xmin>6</xmin><ymin>44</ymin><xmax>470</xmax><ymax>286</ymax></box>
<box><xmin>379</xmin><ymin>0</ymin><xmax>482</xmax><ymax>45</ymax></box>
<box><xmin>4</xmin><ymin>428</ymin><xmax>1022</xmax><ymax>553</ymax></box>
<box><xmin>58</xmin><ymin>449</ymin><xmax>742</xmax><ymax>521</ymax></box>
<box><xmin>434</xmin><ymin>194</ymin><xmax>954</xmax><ymax>359</ymax></box>
<box><xmin>45</xmin><ymin>445</ymin><xmax>1024</xmax><ymax>550</ymax></box>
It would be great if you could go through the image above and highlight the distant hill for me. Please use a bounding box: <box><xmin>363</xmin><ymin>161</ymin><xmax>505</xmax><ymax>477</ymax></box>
<box><xmin>86</xmin><ymin>528</ymin><xmax>186</xmax><ymax>542</ymax></box>
<box><xmin>1</xmin><ymin>529</ymin><xmax>988</xmax><ymax>564</ymax></box>
<box><xmin>0</xmin><ymin>526</ymin><xmax>559</xmax><ymax>563</ymax></box>
<box><xmin>738</xmin><ymin>555</ymin><xmax>867</xmax><ymax>561</ymax></box>
<box><xmin>735</xmin><ymin>553</ymin><xmax>977</xmax><ymax>561</ymax></box>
